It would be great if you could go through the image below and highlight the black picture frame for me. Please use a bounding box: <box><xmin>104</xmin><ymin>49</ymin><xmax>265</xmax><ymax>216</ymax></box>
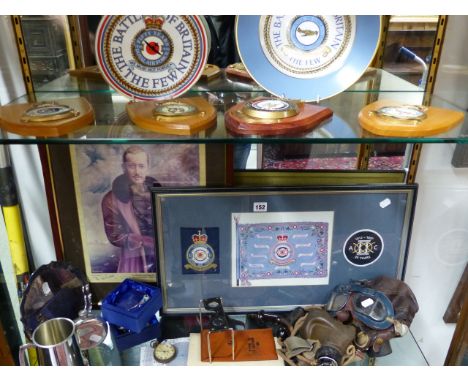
<box><xmin>152</xmin><ymin>184</ymin><xmax>417</xmax><ymax>314</ymax></box>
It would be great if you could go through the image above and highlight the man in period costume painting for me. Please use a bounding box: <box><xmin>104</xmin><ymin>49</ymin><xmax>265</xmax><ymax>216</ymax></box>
<box><xmin>101</xmin><ymin>146</ymin><xmax>160</xmax><ymax>273</ymax></box>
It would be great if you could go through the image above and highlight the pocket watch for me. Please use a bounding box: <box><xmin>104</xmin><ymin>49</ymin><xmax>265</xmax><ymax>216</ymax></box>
<box><xmin>152</xmin><ymin>340</ymin><xmax>177</xmax><ymax>364</ymax></box>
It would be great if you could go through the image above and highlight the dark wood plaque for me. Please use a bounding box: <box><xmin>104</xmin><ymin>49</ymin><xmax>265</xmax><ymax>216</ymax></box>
<box><xmin>225</xmin><ymin>99</ymin><xmax>332</xmax><ymax>136</ymax></box>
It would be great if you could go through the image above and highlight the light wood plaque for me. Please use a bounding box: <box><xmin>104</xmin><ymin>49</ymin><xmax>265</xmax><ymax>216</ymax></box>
<box><xmin>126</xmin><ymin>96</ymin><xmax>217</xmax><ymax>136</ymax></box>
<box><xmin>0</xmin><ymin>97</ymin><xmax>94</xmax><ymax>137</ymax></box>
<box><xmin>359</xmin><ymin>100</ymin><xmax>465</xmax><ymax>137</ymax></box>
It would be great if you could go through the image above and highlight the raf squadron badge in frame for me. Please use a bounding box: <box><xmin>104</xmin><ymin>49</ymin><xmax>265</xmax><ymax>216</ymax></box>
<box><xmin>95</xmin><ymin>15</ymin><xmax>216</xmax><ymax>135</ymax></box>
<box><xmin>180</xmin><ymin>228</ymin><xmax>219</xmax><ymax>274</ymax></box>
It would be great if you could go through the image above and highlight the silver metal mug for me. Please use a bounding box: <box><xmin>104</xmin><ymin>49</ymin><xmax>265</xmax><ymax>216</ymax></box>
<box><xmin>19</xmin><ymin>317</ymin><xmax>84</xmax><ymax>366</ymax></box>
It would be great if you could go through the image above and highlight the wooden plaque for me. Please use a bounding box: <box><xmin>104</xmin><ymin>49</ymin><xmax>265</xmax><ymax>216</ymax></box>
<box><xmin>225</xmin><ymin>98</ymin><xmax>333</xmax><ymax>136</ymax></box>
<box><xmin>225</xmin><ymin>63</ymin><xmax>253</xmax><ymax>81</ymax></box>
<box><xmin>68</xmin><ymin>65</ymin><xmax>103</xmax><ymax>80</ymax></box>
<box><xmin>200</xmin><ymin>64</ymin><xmax>221</xmax><ymax>81</ymax></box>
<box><xmin>359</xmin><ymin>100</ymin><xmax>465</xmax><ymax>137</ymax></box>
<box><xmin>0</xmin><ymin>97</ymin><xmax>94</xmax><ymax>137</ymax></box>
<box><xmin>126</xmin><ymin>96</ymin><xmax>217</xmax><ymax>136</ymax></box>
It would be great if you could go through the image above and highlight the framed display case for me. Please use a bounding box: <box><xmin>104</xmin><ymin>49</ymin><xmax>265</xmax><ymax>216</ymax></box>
<box><xmin>0</xmin><ymin>14</ymin><xmax>467</xmax><ymax>368</ymax></box>
<box><xmin>153</xmin><ymin>185</ymin><xmax>416</xmax><ymax>314</ymax></box>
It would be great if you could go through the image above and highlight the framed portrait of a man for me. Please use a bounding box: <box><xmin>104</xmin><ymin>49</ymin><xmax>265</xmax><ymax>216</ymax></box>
<box><xmin>70</xmin><ymin>144</ymin><xmax>204</xmax><ymax>283</ymax></box>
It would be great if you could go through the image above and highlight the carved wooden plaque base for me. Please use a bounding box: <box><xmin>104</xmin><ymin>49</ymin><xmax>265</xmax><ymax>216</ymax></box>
<box><xmin>127</xmin><ymin>96</ymin><xmax>217</xmax><ymax>136</ymax></box>
<box><xmin>225</xmin><ymin>98</ymin><xmax>333</xmax><ymax>136</ymax></box>
<box><xmin>359</xmin><ymin>100</ymin><xmax>465</xmax><ymax>137</ymax></box>
<box><xmin>0</xmin><ymin>97</ymin><xmax>94</xmax><ymax>137</ymax></box>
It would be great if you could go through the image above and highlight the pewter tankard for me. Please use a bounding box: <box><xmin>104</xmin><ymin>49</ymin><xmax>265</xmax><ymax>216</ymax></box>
<box><xmin>19</xmin><ymin>317</ymin><xmax>84</xmax><ymax>366</ymax></box>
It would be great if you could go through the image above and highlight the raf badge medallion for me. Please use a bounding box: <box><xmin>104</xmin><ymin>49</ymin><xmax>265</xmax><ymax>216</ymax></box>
<box><xmin>359</xmin><ymin>100</ymin><xmax>465</xmax><ymax>137</ymax></box>
<box><xmin>153</xmin><ymin>101</ymin><xmax>199</xmax><ymax>117</ymax></box>
<box><xmin>21</xmin><ymin>102</ymin><xmax>79</xmax><ymax>123</ymax></box>
<box><xmin>373</xmin><ymin>105</ymin><xmax>427</xmax><ymax>123</ymax></box>
<box><xmin>181</xmin><ymin>228</ymin><xmax>219</xmax><ymax>274</ymax></box>
<box><xmin>0</xmin><ymin>98</ymin><xmax>94</xmax><ymax>137</ymax></box>
<box><xmin>95</xmin><ymin>16</ymin><xmax>216</xmax><ymax>135</ymax></box>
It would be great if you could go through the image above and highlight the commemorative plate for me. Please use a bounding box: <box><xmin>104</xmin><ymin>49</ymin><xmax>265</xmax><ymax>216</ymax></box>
<box><xmin>236</xmin><ymin>16</ymin><xmax>381</xmax><ymax>101</ymax></box>
<box><xmin>96</xmin><ymin>15</ymin><xmax>209</xmax><ymax>100</ymax></box>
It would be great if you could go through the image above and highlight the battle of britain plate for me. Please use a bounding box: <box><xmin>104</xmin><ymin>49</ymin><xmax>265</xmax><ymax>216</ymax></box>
<box><xmin>236</xmin><ymin>16</ymin><xmax>381</xmax><ymax>101</ymax></box>
<box><xmin>95</xmin><ymin>15</ymin><xmax>209</xmax><ymax>100</ymax></box>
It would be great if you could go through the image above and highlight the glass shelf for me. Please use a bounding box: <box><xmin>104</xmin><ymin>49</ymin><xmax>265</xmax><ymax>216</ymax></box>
<box><xmin>118</xmin><ymin>332</ymin><xmax>428</xmax><ymax>366</ymax></box>
<box><xmin>35</xmin><ymin>67</ymin><xmax>424</xmax><ymax>95</ymax></box>
<box><xmin>1</xmin><ymin>68</ymin><xmax>466</xmax><ymax>145</ymax></box>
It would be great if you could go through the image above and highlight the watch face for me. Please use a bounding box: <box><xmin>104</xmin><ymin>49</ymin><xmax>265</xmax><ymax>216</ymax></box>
<box><xmin>376</xmin><ymin>105</ymin><xmax>427</xmax><ymax>121</ymax></box>
<box><xmin>153</xmin><ymin>342</ymin><xmax>177</xmax><ymax>363</ymax></box>
<box><xmin>236</xmin><ymin>16</ymin><xmax>381</xmax><ymax>101</ymax></box>
<box><xmin>153</xmin><ymin>101</ymin><xmax>198</xmax><ymax>117</ymax></box>
<box><xmin>96</xmin><ymin>16</ymin><xmax>209</xmax><ymax>101</ymax></box>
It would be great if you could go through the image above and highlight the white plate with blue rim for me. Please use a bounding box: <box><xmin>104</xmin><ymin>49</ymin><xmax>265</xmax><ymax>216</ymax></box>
<box><xmin>236</xmin><ymin>16</ymin><xmax>381</xmax><ymax>101</ymax></box>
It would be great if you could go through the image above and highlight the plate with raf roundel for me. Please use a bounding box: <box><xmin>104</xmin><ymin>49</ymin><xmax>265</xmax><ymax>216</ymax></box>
<box><xmin>343</xmin><ymin>229</ymin><xmax>384</xmax><ymax>267</ymax></box>
<box><xmin>95</xmin><ymin>15</ymin><xmax>209</xmax><ymax>101</ymax></box>
<box><xmin>236</xmin><ymin>16</ymin><xmax>381</xmax><ymax>101</ymax></box>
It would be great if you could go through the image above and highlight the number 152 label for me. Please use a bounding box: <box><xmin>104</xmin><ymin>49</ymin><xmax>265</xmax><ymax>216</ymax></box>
<box><xmin>253</xmin><ymin>202</ymin><xmax>268</xmax><ymax>212</ymax></box>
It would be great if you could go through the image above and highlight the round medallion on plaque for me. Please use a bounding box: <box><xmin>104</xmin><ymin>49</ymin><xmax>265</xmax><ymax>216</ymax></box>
<box><xmin>373</xmin><ymin>105</ymin><xmax>427</xmax><ymax>122</ymax></box>
<box><xmin>359</xmin><ymin>100</ymin><xmax>465</xmax><ymax>137</ymax></box>
<box><xmin>95</xmin><ymin>15</ymin><xmax>209</xmax><ymax>100</ymax></box>
<box><xmin>153</xmin><ymin>101</ymin><xmax>199</xmax><ymax>117</ymax></box>
<box><xmin>243</xmin><ymin>98</ymin><xmax>298</xmax><ymax>119</ymax></box>
<box><xmin>236</xmin><ymin>16</ymin><xmax>381</xmax><ymax>101</ymax></box>
<box><xmin>21</xmin><ymin>103</ymin><xmax>79</xmax><ymax>123</ymax></box>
